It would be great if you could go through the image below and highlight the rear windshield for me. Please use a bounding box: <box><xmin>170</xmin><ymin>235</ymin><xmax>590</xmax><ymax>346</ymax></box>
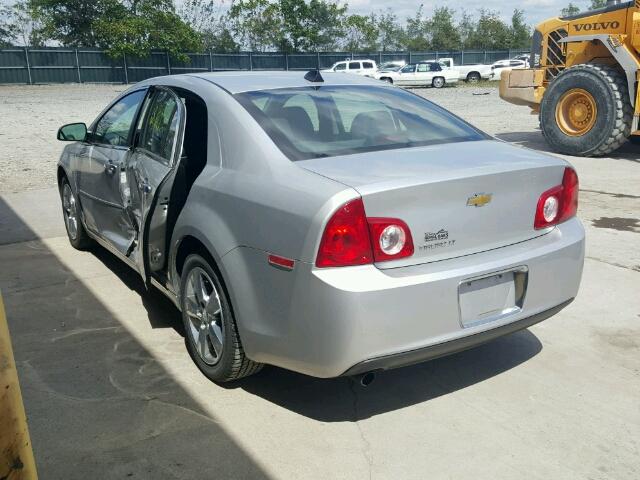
<box><xmin>234</xmin><ymin>85</ymin><xmax>487</xmax><ymax>161</ymax></box>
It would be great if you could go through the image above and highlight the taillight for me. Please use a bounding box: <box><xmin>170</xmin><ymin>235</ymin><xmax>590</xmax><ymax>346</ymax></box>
<box><xmin>316</xmin><ymin>198</ymin><xmax>414</xmax><ymax>268</ymax></box>
<box><xmin>367</xmin><ymin>218</ymin><xmax>414</xmax><ymax>262</ymax></box>
<box><xmin>316</xmin><ymin>198</ymin><xmax>373</xmax><ymax>268</ymax></box>
<box><xmin>534</xmin><ymin>167</ymin><xmax>579</xmax><ymax>230</ymax></box>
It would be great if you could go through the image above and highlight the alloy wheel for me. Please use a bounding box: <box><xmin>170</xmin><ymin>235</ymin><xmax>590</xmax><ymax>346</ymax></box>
<box><xmin>62</xmin><ymin>183</ymin><xmax>78</xmax><ymax>240</ymax></box>
<box><xmin>184</xmin><ymin>267</ymin><xmax>225</xmax><ymax>365</ymax></box>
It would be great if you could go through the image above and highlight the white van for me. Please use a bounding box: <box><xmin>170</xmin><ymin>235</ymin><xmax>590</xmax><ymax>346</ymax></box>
<box><xmin>322</xmin><ymin>59</ymin><xmax>378</xmax><ymax>77</ymax></box>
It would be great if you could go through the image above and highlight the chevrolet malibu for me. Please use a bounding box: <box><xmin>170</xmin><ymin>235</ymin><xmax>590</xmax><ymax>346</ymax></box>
<box><xmin>56</xmin><ymin>71</ymin><xmax>585</xmax><ymax>383</ymax></box>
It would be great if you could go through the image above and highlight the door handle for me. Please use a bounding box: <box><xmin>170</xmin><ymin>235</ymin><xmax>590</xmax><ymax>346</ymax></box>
<box><xmin>104</xmin><ymin>161</ymin><xmax>117</xmax><ymax>175</ymax></box>
<box><xmin>140</xmin><ymin>179</ymin><xmax>152</xmax><ymax>194</ymax></box>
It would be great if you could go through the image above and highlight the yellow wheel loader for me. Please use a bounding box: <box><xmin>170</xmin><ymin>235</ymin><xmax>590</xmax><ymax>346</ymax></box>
<box><xmin>500</xmin><ymin>0</ymin><xmax>640</xmax><ymax>156</ymax></box>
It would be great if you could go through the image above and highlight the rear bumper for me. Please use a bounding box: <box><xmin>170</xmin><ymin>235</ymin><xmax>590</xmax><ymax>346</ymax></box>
<box><xmin>226</xmin><ymin>218</ymin><xmax>585</xmax><ymax>378</ymax></box>
<box><xmin>343</xmin><ymin>298</ymin><xmax>572</xmax><ymax>376</ymax></box>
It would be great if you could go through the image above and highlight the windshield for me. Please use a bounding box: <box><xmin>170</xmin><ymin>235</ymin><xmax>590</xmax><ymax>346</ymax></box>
<box><xmin>234</xmin><ymin>85</ymin><xmax>487</xmax><ymax>161</ymax></box>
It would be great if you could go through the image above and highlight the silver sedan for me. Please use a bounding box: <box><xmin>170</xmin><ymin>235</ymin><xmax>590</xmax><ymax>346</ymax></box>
<box><xmin>56</xmin><ymin>71</ymin><xmax>585</xmax><ymax>383</ymax></box>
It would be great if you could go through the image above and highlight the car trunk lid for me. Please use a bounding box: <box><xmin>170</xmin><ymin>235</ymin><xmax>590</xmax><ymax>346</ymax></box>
<box><xmin>298</xmin><ymin>140</ymin><xmax>567</xmax><ymax>269</ymax></box>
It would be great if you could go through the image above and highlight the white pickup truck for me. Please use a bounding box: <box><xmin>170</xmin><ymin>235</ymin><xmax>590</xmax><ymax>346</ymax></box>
<box><xmin>436</xmin><ymin>58</ymin><xmax>493</xmax><ymax>82</ymax></box>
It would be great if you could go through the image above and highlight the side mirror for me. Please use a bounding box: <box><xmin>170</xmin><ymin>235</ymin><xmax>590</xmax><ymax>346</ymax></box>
<box><xmin>57</xmin><ymin>123</ymin><xmax>87</xmax><ymax>142</ymax></box>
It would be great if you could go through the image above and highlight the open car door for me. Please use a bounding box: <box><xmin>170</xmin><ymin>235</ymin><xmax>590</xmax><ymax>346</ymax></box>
<box><xmin>128</xmin><ymin>87</ymin><xmax>186</xmax><ymax>286</ymax></box>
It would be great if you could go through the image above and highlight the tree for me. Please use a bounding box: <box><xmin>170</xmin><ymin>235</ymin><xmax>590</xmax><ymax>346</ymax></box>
<box><xmin>28</xmin><ymin>0</ymin><xmax>202</xmax><ymax>57</ymax></box>
<box><xmin>278</xmin><ymin>0</ymin><xmax>309</xmax><ymax>51</ymax></box>
<box><xmin>402</xmin><ymin>5</ymin><xmax>429</xmax><ymax>51</ymax></box>
<box><xmin>204</xmin><ymin>27</ymin><xmax>238</xmax><ymax>52</ymax></box>
<box><xmin>589</xmin><ymin>0</ymin><xmax>607</xmax><ymax>9</ymax></box>
<box><xmin>229</xmin><ymin>0</ymin><xmax>284</xmax><ymax>51</ymax></box>
<box><xmin>344</xmin><ymin>14</ymin><xmax>378</xmax><ymax>52</ymax></box>
<box><xmin>229</xmin><ymin>0</ymin><xmax>346</xmax><ymax>52</ymax></box>
<box><xmin>509</xmin><ymin>9</ymin><xmax>531</xmax><ymax>49</ymax></box>
<box><xmin>303</xmin><ymin>0</ymin><xmax>347</xmax><ymax>51</ymax></box>
<box><xmin>179</xmin><ymin>0</ymin><xmax>239</xmax><ymax>51</ymax></box>
<box><xmin>93</xmin><ymin>0</ymin><xmax>203</xmax><ymax>59</ymax></box>
<box><xmin>28</xmin><ymin>0</ymin><xmax>116</xmax><ymax>46</ymax></box>
<box><xmin>179</xmin><ymin>0</ymin><xmax>223</xmax><ymax>33</ymax></box>
<box><xmin>458</xmin><ymin>12</ymin><xmax>477</xmax><ymax>49</ymax></box>
<box><xmin>0</xmin><ymin>4</ymin><xmax>17</xmax><ymax>46</ymax></box>
<box><xmin>376</xmin><ymin>9</ymin><xmax>403</xmax><ymax>51</ymax></box>
<box><xmin>467</xmin><ymin>10</ymin><xmax>511</xmax><ymax>50</ymax></box>
<box><xmin>561</xmin><ymin>3</ymin><xmax>580</xmax><ymax>17</ymax></box>
<box><xmin>428</xmin><ymin>7</ymin><xmax>460</xmax><ymax>51</ymax></box>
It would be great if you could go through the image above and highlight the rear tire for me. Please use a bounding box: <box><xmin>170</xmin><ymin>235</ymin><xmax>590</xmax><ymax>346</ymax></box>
<box><xmin>466</xmin><ymin>72</ymin><xmax>481</xmax><ymax>82</ymax></box>
<box><xmin>432</xmin><ymin>77</ymin><xmax>445</xmax><ymax>88</ymax></box>
<box><xmin>381</xmin><ymin>77</ymin><xmax>393</xmax><ymax>84</ymax></box>
<box><xmin>540</xmin><ymin>64</ymin><xmax>632</xmax><ymax>157</ymax></box>
<box><xmin>60</xmin><ymin>177</ymin><xmax>91</xmax><ymax>250</ymax></box>
<box><xmin>180</xmin><ymin>254</ymin><xmax>263</xmax><ymax>383</ymax></box>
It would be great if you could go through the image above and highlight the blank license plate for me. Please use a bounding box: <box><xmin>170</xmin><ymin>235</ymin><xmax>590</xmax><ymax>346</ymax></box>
<box><xmin>459</xmin><ymin>271</ymin><xmax>521</xmax><ymax>328</ymax></box>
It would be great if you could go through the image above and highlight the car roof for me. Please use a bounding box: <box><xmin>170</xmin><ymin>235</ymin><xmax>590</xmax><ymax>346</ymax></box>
<box><xmin>183</xmin><ymin>71</ymin><xmax>385</xmax><ymax>94</ymax></box>
<box><xmin>331</xmin><ymin>59</ymin><xmax>376</xmax><ymax>64</ymax></box>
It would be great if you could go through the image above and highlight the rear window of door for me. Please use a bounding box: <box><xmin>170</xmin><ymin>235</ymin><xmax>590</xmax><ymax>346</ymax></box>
<box><xmin>139</xmin><ymin>90</ymin><xmax>181</xmax><ymax>166</ymax></box>
<box><xmin>348</xmin><ymin>62</ymin><xmax>361</xmax><ymax>70</ymax></box>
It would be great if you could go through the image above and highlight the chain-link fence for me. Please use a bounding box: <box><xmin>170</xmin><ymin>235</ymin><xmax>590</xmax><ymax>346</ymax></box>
<box><xmin>0</xmin><ymin>47</ymin><xmax>529</xmax><ymax>84</ymax></box>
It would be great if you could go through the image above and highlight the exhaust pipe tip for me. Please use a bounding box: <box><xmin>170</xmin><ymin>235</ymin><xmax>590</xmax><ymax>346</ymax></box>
<box><xmin>356</xmin><ymin>371</ymin><xmax>377</xmax><ymax>387</ymax></box>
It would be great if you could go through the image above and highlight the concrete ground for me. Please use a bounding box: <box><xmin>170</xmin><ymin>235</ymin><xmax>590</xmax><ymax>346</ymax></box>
<box><xmin>0</xmin><ymin>84</ymin><xmax>639</xmax><ymax>479</ymax></box>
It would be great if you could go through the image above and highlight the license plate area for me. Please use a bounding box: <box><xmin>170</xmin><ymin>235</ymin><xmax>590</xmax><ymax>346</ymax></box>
<box><xmin>458</xmin><ymin>267</ymin><xmax>528</xmax><ymax>328</ymax></box>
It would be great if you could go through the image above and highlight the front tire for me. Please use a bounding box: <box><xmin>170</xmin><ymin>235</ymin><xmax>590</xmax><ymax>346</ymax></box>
<box><xmin>180</xmin><ymin>254</ymin><xmax>263</xmax><ymax>383</ymax></box>
<box><xmin>432</xmin><ymin>77</ymin><xmax>445</xmax><ymax>88</ymax></box>
<box><xmin>381</xmin><ymin>77</ymin><xmax>393</xmax><ymax>84</ymax></box>
<box><xmin>60</xmin><ymin>178</ymin><xmax>91</xmax><ymax>250</ymax></box>
<box><xmin>540</xmin><ymin>64</ymin><xmax>632</xmax><ymax>157</ymax></box>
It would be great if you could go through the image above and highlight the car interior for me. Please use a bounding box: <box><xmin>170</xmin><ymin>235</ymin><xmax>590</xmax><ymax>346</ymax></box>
<box><xmin>159</xmin><ymin>88</ymin><xmax>208</xmax><ymax>270</ymax></box>
<box><xmin>239</xmin><ymin>87</ymin><xmax>482</xmax><ymax>160</ymax></box>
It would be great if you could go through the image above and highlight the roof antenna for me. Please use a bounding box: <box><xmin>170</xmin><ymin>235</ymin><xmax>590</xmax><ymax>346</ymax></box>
<box><xmin>304</xmin><ymin>69</ymin><xmax>324</xmax><ymax>83</ymax></box>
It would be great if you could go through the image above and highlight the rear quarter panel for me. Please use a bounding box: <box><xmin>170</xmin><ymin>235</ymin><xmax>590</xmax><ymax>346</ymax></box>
<box><xmin>163</xmin><ymin>76</ymin><xmax>356</xmax><ymax>345</ymax></box>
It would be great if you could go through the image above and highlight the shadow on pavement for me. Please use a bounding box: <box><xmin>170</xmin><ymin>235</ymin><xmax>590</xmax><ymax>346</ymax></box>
<box><xmin>495</xmin><ymin>131</ymin><xmax>552</xmax><ymax>152</ymax></box>
<box><xmin>90</xmin><ymin>246</ymin><xmax>185</xmax><ymax>334</ymax></box>
<box><xmin>0</xmin><ymin>197</ymin><xmax>269</xmax><ymax>479</ymax></box>
<box><xmin>234</xmin><ymin>329</ymin><xmax>541</xmax><ymax>422</ymax></box>
<box><xmin>74</xmin><ymin>218</ymin><xmax>542</xmax><ymax>422</ymax></box>
<box><xmin>74</xmin><ymin>213</ymin><xmax>544</xmax><ymax>423</ymax></box>
<box><xmin>1</xmin><ymin>191</ymin><xmax>543</xmax><ymax>436</ymax></box>
<box><xmin>495</xmin><ymin>131</ymin><xmax>640</xmax><ymax>162</ymax></box>
<box><xmin>91</xmin><ymin>245</ymin><xmax>544</xmax><ymax>423</ymax></box>
<box><xmin>81</xmin><ymin>229</ymin><xmax>542</xmax><ymax>424</ymax></box>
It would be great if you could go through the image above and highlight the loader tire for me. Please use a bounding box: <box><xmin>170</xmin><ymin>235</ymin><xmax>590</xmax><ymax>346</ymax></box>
<box><xmin>540</xmin><ymin>64</ymin><xmax>633</xmax><ymax>157</ymax></box>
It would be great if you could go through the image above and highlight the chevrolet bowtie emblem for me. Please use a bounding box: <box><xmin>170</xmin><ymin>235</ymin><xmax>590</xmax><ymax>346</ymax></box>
<box><xmin>467</xmin><ymin>193</ymin><xmax>492</xmax><ymax>207</ymax></box>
